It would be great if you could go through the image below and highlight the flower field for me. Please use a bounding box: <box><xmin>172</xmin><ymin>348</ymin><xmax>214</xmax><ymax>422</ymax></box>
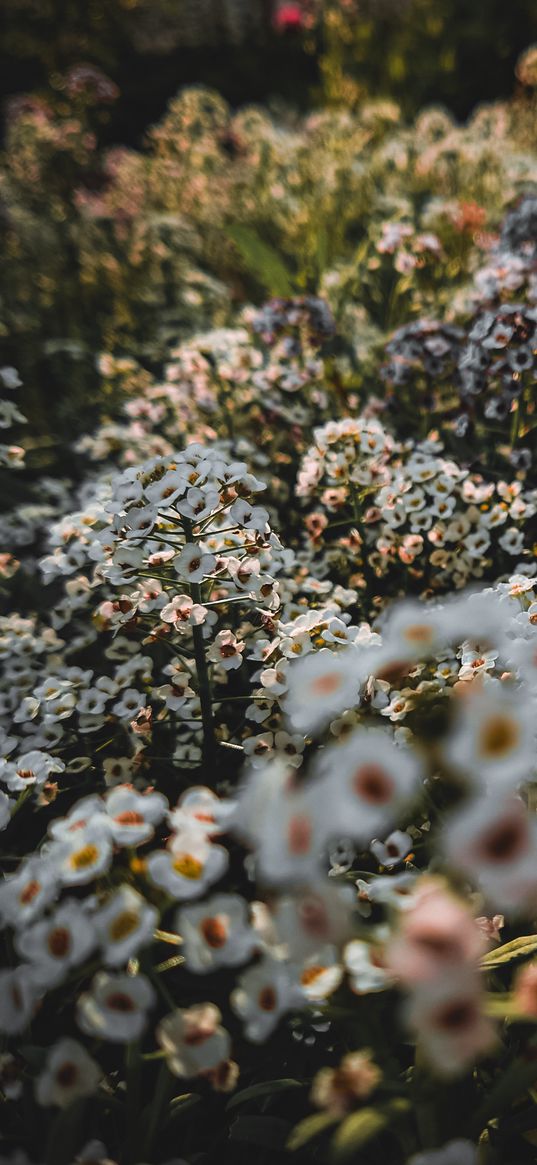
<box><xmin>2</xmin><ymin>8</ymin><xmax>537</xmax><ymax>1165</ymax></box>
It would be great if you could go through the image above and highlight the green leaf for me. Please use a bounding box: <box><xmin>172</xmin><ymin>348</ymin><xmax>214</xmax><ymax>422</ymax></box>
<box><xmin>166</xmin><ymin>1092</ymin><xmax>202</xmax><ymax>1124</ymax></box>
<box><xmin>481</xmin><ymin>935</ymin><xmax>537</xmax><ymax>969</ymax></box>
<box><xmin>226</xmin><ymin>1078</ymin><xmax>304</xmax><ymax>1111</ymax></box>
<box><xmin>229</xmin><ymin>1115</ymin><xmax>292</xmax><ymax>1149</ymax></box>
<box><xmin>287</xmin><ymin>1111</ymin><xmax>339</xmax><ymax>1151</ymax></box>
<box><xmin>331</xmin><ymin>1107</ymin><xmax>388</xmax><ymax>1161</ymax></box>
<box><xmin>228</xmin><ymin>225</ymin><xmax>295</xmax><ymax>296</ymax></box>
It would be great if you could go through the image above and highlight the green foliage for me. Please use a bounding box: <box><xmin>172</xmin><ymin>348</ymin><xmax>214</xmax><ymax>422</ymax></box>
<box><xmin>228</xmin><ymin>226</ymin><xmax>296</xmax><ymax>297</ymax></box>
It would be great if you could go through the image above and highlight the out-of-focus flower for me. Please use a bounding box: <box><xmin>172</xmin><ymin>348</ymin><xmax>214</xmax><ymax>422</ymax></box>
<box><xmin>311</xmin><ymin>1050</ymin><xmax>382</xmax><ymax>1116</ymax></box>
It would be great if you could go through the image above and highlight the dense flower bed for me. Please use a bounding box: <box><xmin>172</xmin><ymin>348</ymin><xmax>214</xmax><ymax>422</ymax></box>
<box><xmin>1</xmin><ymin>45</ymin><xmax>537</xmax><ymax>1165</ymax></box>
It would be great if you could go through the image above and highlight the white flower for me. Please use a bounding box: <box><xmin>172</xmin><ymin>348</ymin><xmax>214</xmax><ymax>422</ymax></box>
<box><xmin>370</xmin><ymin>830</ymin><xmax>413</xmax><ymax>869</ymax></box>
<box><xmin>77</xmin><ymin>972</ymin><xmax>155</xmax><ymax>1042</ymax></box>
<box><xmin>231</xmin><ymin>955</ymin><xmax>306</xmax><ymax>1042</ymax></box>
<box><xmin>48</xmin><ymin>794</ymin><xmax>105</xmax><ymax>842</ymax></box>
<box><xmin>273</xmin><ymin>883</ymin><xmax>354</xmax><ymax>960</ymax></box>
<box><xmin>176</xmin><ymin>487</ymin><xmax>220</xmax><ymax>522</ymax></box>
<box><xmin>102</xmin><ymin>756</ymin><xmax>134</xmax><ymax>787</ymax></box>
<box><xmin>104</xmin><ymin>477</ymin><xmax>143</xmax><ymax>511</ymax></box>
<box><xmin>157</xmin><ymin>1004</ymin><xmax>231</xmax><ymax>1077</ymax></box>
<box><xmin>362</xmin><ymin>872</ymin><xmax>418</xmax><ymax>912</ymax></box>
<box><xmin>499</xmin><ymin>527</ymin><xmax>525</xmax><ymax>555</ymax></box>
<box><xmin>379</xmin><ymin>690</ymin><xmax>412</xmax><ymax>721</ymax></box>
<box><xmin>230</xmin><ymin>500</ymin><xmax>269</xmax><ymax>532</ymax></box>
<box><xmin>160</xmin><ymin>594</ymin><xmax>207</xmax><ymax>627</ymax></box>
<box><xmin>380</xmin><ymin>600</ymin><xmax>451</xmax><ymax>661</ymax></box>
<box><xmin>156</xmin><ymin>673</ymin><xmax>196</xmax><ymax>710</ymax></box>
<box><xmin>458</xmin><ymin>644</ymin><xmax>498</xmax><ymax>679</ymax></box>
<box><xmin>144</xmin><ymin>469</ymin><xmax>188</xmax><ymax>506</ymax></box>
<box><xmin>0</xmin><ymin>791</ymin><xmax>13</xmax><ymax>830</ymax></box>
<box><xmin>404</xmin><ymin>970</ymin><xmax>496</xmax><ymax>1078</ymax></box>
<box><xmin>111</xmin><ymin>688</ymin><xmax>146</xmax><ymax>720</ymax></box>
<box><xmin>344</xmin><ymin>935</ymin><xmax>395</xmax><ymax>994</ymax></box>
<box><xmin>207</xmin><ymin>630</ymin><xmax>244</xmax><ymax>671</ymax></box>
<box><xmin>443</xmin><ymin>793</ymin><xmax>537</xmax><ymax>915</ymax></box>
<box><xmin>177</xmin><ymin>893</ymin><xmax>256</xmax><ymax>973</ymax></box>
<box><xmin>35</xmin><ymin>1039</ymin><xmax>100</xmax><ymax>1108</ymax></box>
<box><xmin>0</xmin><ymin>966</ymin><xmax>42</xmax><ymax>1034</ymax></box>
<box><xmin>311</xmin><ymin>728</ymin><xmax>422</xmax><ymax>845</ymax></box>
<box><xmin>462</xmin><ymin>530</ymin><xmax>491</xmax><ymax>560</ymax></box>
<box><xmin>0</xmin><ymin>750</ymin><xmax>65</xmax><ymax>793</ymax></box>
<box><xmin>238</xmin><ymin>760</ymin><xmax>331</xmax><ymax>886</ymax></box>
<box><xmin>15</xmin><ymin>899</ymin><xmax>96</xmax><ymax>986</ymax></box>
<box><xmin>103</xmin><ymin>785</ymin><xmax>168</xmax><ymax>847</ymax></box>
<box><xmin>0</xmin><ymin>855</ymin><xmax>59</xmax><ymax>929</ymax></box>
<box><xmin>93</xmin><ymin>885</ymin><xmax>158</xmax><ymax>966</ymax></box>
<box><xmin>242</xmin><ymin>732</ymin><xmax>274</xmax><ymax>767</ymax></box>
<box><xmin>445</xmin><ymin>682</ymin><xmax>535</xmax><ymax>789</ymax></box>
<box><xmin>147</xmin><ymin>833</ymin><xmax>228</xmax><ymax>900</ymax></box>
<box><xmin>174</xmin><ymin>543</ymin><xmax>216</xmax><ymax>584</ymax></box>
<box><xmin>76</xmin><ymin>689</ymin><xmax>108</xmax><ymax>719</ymax></box>
<box><xmin>53</xmin><ymin>820</ymin><xmax>113</xmax><ymax>886</ymax></box>
<box><xmin>284</xmin><ymin>647</ymin><xmax>363</xmax><ymax>735</ymax></box>
<box><xmin>273</xmin><ymin>730</ymin><xmax>305</xmax><ymax>767</ymax></box>
<box><xmin>296</xmin><ymin>946</ymin><xmax>343</xmax><ymax>1002</ymax></box>
<box><xmin>168</xmin><ymin>786</ymin><xmax>236</xmax><ymax>838</ymax></box>
<box><xmin>123</xmin><ymin>505</ymin><xmax>158</xmax><ymax>541</ymax></box>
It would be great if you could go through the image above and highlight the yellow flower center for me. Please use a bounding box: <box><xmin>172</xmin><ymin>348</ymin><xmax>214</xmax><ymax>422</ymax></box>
<box><xmin>301</xmin><ymin>964</ymin><xmax>326</xmax><ymax>986</ymax></box>
<box><xmin>109</xmin><ymin>910</ymin><xmax>140</xmax><ymax>943</ymax></box>
<box><xmin>173</xmin><ymin>854</ymin><xmax>203</xmax><ymax>880</ymax></box>
<box><xmin>69</xmin><ymin>843</ymin><xmax>99</xmax><ymax>870</ymax></box>
<box><xmin>479</xmin><ymin>716</ymin><xmax>520</xmax><ymax>759</ymax></box>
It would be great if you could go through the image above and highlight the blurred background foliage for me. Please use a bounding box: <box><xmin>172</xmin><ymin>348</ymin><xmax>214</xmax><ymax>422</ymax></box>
<box><xmin>1</xmin><ymin>0</ymin><xmax>537</xmax><ymax>469</ymax></box>
<box><xmin>3</xmin><ymin>0</ymin><xmax>537</xmax><ymax>130</ymax></box>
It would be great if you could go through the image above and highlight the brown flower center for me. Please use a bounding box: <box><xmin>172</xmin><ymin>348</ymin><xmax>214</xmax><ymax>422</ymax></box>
<box><xmin>478</xmin><ymin>818</ymin><xmax>527</xmax><ymax>865</ymax></box>
<box><xmin>435</xmin><ymin>999</ymin><xmax>478</xmax><ymax>1031</ymax></box>
<box><xmin>287</xmin><ymin>814</ymin><xmax>312</xmax><ymax>855</ymax></box>
<box><xmin>311</xmin><ymin>673</ymin><xmax>342</xmax><ymax>695</ymax></box>
<box><xmin>479</xmin><ymin>715</ymin><xmax>520</xmax><ymax>760</ymax></box>
<box><xmin>56</xmin><ymin>1062</ymin><xmax>78</xmax><ymax>1088</ymax></box>
<box><xmin>114</xmin><ymin>810</ymin><xmax>145</xmax><ymax>826</ymax></box>
<box><xmin>19</xmin><ymin>879</ymin><xmax>41</xmax><ymax>905</ymax></box>
<box><xmin>200</xmin><ymin>916</ymin><xmax>228</xmax><ymax>949</ymax></box>
<box><xmin>258</xmin><ymin>986</ymin><xmax>277</xmax><ymax>1011</ymax></box>
<box><xmin>47</xmin><ymin>926</ymin><xmax>71</xmax><ymax>958</ymax></box>
<box><xmin>105</xmin><ymin>992</ymin><xmax>136</xmax><ymax>1012</ymax></box>
<box><xmin>353</xmin><ymin>764</ymin><xmax>394</xmax><ymax>805</ymax></box>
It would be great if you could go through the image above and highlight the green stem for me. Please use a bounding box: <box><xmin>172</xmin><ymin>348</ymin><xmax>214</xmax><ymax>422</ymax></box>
<box><xmin>9</xmin><ymin>786</ymin><xmax>33</xmax><ymax>818</ymax></box>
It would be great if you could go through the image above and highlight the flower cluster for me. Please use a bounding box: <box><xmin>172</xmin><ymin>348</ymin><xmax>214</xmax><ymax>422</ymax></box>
<box><xmin>3</xmin><ymin>46</ymin><xmax>537</xmax><ymax>1165</ymax></box>
<box><xmin>458</xmin><ymin>303</ymin><xmax>537</xmax><ymax>447</ymax></box>
<box><xmin>297</xmin><ymin>421</ymin><xmax>536</xmax><ymax>600</ymax></box>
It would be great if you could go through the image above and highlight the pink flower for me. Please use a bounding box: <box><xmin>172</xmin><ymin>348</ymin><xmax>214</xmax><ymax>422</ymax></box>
<box><xmin>273</xmin><ymin>3</ymin><xmax>305</xmax><ymax>32</ymax></box>
<box><xmin>514</xmin><ymin>962</ymin><xmax>537</xmax><ymax>1017</ymax></box>
<box><xmin>405</xmin><ymin>971</ymin><xmax>496</xmax><ymax>1077</ymax></box>
<box><xmin>386</xmin><ymin>877</ymin><xmax>486</xmax><ymax>985</ymax></box>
